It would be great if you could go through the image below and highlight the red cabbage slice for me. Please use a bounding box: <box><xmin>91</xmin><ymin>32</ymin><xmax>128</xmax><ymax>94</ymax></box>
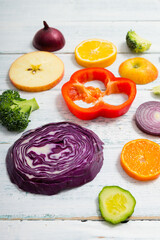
<box><xmin>6</xmin><ymin>122</ymin><xmax>103</xmax><ymax>195</ymax></box>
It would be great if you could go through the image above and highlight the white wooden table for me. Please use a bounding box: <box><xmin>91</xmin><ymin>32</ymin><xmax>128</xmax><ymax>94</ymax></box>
<box><xmin>1</xmin><ymin>0</ymin><xmax>160</xmax><ymax>239</ymax></box>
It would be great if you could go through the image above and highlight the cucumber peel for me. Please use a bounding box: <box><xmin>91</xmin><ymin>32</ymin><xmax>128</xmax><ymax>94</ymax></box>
<box><xmin>98</xmin><ymin>186</ymin><xmax>136</xmax><ymax>225</ymax></box>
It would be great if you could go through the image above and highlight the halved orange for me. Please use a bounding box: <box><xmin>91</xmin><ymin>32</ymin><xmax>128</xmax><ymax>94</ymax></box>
<box><xmin>121</xmin><ymin>139</ymin><xmax>160</xmax><ymax>181</ymax></box>
<box><xmin>75</xmin><ymin>39</ymin><xmax>117</xmax><ymax>68</ymax></box>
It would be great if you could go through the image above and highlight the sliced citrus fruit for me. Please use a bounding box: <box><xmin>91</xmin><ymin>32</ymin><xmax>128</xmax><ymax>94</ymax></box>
<box><xmin>119</xmin><ymin>57</ymin><xmax>158</xmax><ymax>84</ymax></box>
<box><xmin>99</xmin><ymin>186</ymin><xmax>136</xmax><ymax>225</ymax></box>
<box><xmin>121</xmin><ymin>139</ymin><xmax>160</xmax><ymax>181</ymax></box>
<box><xmin>9</xmin><ymin>51</ymin><xmax>64</xmax><ymax>92</ymax></box>
<box><xmin>75</xmin><ymin>39</ymin><xmax>117</xmax><ymax>68</ymax></box>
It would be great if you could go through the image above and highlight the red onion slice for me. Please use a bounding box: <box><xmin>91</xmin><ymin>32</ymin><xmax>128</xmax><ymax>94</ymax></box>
<box><xmin>6</xmin><ymin>122</ymin><xmax>103</xmax><ymax>195</ymax></box>
<box><xmin>135</xmin><ymin>101</ymin><xmax>160</xmax><ymax>136</ymax></box>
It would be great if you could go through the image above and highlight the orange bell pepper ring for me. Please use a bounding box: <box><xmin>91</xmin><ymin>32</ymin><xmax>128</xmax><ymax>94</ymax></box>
<box><xmin>61</xmin><ymin>68</ymin><xmax>136</xmax><ymax>120</ymax></box>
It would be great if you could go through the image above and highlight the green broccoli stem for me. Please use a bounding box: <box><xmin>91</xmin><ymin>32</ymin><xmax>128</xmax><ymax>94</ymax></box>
<box><xmin>12</xmin><ymin>98</ymin><xmax>39</xmax><ymax>114</ymax></box>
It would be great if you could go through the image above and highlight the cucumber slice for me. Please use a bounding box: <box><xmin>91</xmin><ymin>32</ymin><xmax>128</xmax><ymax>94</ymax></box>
<box><xmin>98</xmin><ymin>186</ymin><xmax>136</xmax><ymax>224</ymax></box>
<box><xmin>152</xmin><ymin>85</ymin><xmax>160</xmax><ymax>95</ymax></box>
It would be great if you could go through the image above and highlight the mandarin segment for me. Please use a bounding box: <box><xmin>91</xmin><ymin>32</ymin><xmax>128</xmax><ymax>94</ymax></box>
<box><xmin>119</xmin><ymin>57</ymin><xmax>158</xmax><ymax>84</ymax></box>
<box><xmin>121</xmin><ymin>139</ymin><xmax>160</xmax><ymax>181</ymax></box>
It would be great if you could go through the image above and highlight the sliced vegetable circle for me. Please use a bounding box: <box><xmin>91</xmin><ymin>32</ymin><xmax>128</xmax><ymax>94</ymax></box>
<box><xmin>135</xmin><ymin>101</ymin><xmax>160</xmax><ymax>136</ymax></box>
<box><xmin>121</xmin><ymin>139</ymin><xmax>160</xmax><ymax>181</ymax></box>
<box><xmin>9</xmin><ymin>51</ymin><xmax>64</xmax><ymax>92</ymax></box>
<box><xmin>6</xmin><ymin>122</ymin><xmax>104</xmax><ymax>195</ymax></box>
<box><xmin>99</xmin><ymin>186</ymin><xmax>136</xmax><ymax>225</ymax></box>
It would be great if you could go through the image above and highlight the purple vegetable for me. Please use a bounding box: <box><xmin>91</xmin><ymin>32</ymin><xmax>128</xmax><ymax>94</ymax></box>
<box><xmin>135</xmin><ymin>101</ymin><xmax>160</xmax><ymax>136</ymax></box>
<box><xmin>6</xmin><ymin>122</ymin><xmax>103</xmax><ymax>195</ymax></box>
<box><xmin>33</xmin><ymin>21</ymin><xmax>65</xmax><ymax>52</ymax></box>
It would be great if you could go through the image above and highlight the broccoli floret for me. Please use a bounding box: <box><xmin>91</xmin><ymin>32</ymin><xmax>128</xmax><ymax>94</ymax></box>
<box><xmin>0</xmin><ymin>90</ymin><xmax>39</xmax><ymax>131</ymax></box>
<box><xmin>126</xmin><ymin>30</ymin><xmax>151</xmax><ymax>53</ymax></box>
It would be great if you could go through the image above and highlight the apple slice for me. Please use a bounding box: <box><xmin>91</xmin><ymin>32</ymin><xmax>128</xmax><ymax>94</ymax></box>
<box><xmin>119</xmin><ymin>57</ymin><xmax>158</xmax><ymax>85</ymax></box>
<box><xmin>9</xmin><ymin>51</ymin><xmax>64</xmax><ymax>92</ymax></box>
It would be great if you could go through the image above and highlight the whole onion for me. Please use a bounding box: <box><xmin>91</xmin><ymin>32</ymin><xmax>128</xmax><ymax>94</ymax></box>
<box><xmin>6</xmin><ymin>122</ymin><xmax>104</xmax><ymax>195</ymax></box>
<box><xmin>33</xmin><ymin>21</ymin><xmax>65</xmax><ymax>52</ymax></box>
<box><xmin>135</xmin><ymin>101</ymin><xmax>160</xmax><ymax>136</ymax></box>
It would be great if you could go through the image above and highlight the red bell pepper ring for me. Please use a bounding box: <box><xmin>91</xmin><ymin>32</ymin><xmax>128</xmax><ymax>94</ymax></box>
<box><xmin>61</xmin><ymin>68</ymin><xmax>136</xmax><ymax>120</ymax></box>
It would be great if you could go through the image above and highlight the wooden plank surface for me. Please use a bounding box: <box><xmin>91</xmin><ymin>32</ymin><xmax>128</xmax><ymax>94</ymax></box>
<box><xmin>1</xmin><ymin>144</ymin><xmax>160</xmax><ymax>219</ymax></box>
<box><xmin>1</xmin><ymin>220</ymin><xmax>160</xmax><ymax>240</ymax></box>
<box><xmin>1</xmin><ymin>0</ymin><xmax>160</xmax><ymax>22</ymax></box>
<box><xmin>0</xmin><ymin>22</ymin><xmax>160</xmax><ymax>54</ymax></box>
<box><xmin>1</xmin><ymin>0</ymin><xmax>160</xmax><ymax>239</ymax></box>
<box><xmin>0</xmin><ymin>53</ymin><xmax>159</xmax><ymax>94</ymax></box>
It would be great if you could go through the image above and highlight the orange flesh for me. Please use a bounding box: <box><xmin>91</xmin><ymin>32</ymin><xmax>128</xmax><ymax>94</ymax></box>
<box><xmin>77</xmin><ymin>40</ymin><xmax>115</xmax><ymax>60</ymax></box>
<box><xmin>75</xmin><ymin>39</ymin><xmax>117</xmax><ymax>68</ymax></box>
<box><xmin>121</xmin><ymin>139</ymin><xmax>160</xmax><ymax>181</ymax></box>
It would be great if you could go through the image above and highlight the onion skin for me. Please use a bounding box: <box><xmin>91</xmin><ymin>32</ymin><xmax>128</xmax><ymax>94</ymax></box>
<box><xmin>33</xmin><ymin>21</ymin><xmax>65</xmax><ymax>52</ymax></box>
<box><xmin>135</xmin><ymin>101</ymin><xmax>160</xmax><ymax>136</ymax></box>
<box><xmin>6</xmin><ymin>122</ymin><xmax>103</xmax><ymax>195</ymax></box>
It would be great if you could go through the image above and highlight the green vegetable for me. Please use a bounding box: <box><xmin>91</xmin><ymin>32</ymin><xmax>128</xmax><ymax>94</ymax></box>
<box><xmin>126</xmin><ymin>30</ymin><xmax>151</xmax><ymax>53</ymax></box>
<box><xmin>98</xmin><ymin>186</ymin><xmax>136</xmax><ymax>225</ymax></box>
<box><xmin>152</xmin><ymin>85</ymin><xmax>160</xmax><ymax>95</ymax></box>
<box><xmin>0</xmin><ymin>90</ymin><xmax>39</xmax><ymax>131</ymax></box>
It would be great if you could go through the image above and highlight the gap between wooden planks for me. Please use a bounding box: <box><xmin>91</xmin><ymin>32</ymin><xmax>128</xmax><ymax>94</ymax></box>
<box><xmin>1</xmin><ymin>216</ymin><xmax>160</xmax><ymax>221</ymax></box>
